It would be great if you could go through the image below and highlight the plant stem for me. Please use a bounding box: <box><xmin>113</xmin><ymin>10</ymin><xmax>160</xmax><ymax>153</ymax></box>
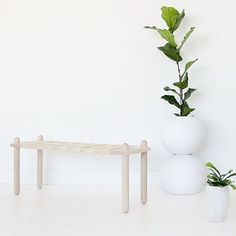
<box><xmin>176</xmin><ymin>61</ymin><xmax>183</xmax><ymax>115</ymax></box>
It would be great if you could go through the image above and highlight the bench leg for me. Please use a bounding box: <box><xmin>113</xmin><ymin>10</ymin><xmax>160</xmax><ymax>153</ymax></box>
<box><xmin>141</xmin><ymin>140</ymin><xmax>147</xmax><ymax>204</ymax></box>
<box><xmin>37</xmin><ymin>135</ymin><xmax>43</xmax><ymax>189</ymax></box>
<box><xmin>122</xmin><ymin>143</ymin><xmax>129</xmax><ymax>213</ymax></box>
<box><xmin>14</xmin><ymin>137</ymin><xmax>20</xmax><ymax>195</ymax></box>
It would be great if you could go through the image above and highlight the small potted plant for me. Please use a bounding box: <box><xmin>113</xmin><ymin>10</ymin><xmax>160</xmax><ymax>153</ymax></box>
<box><xmin>145</xmin><ymin>6</ymin><xmax>206</xmax><ymax>194</ymax></box>
<box><xmin>206</xmin><ymin>162</ymin><xmax>236</xmax><ymax>222</ymax></box>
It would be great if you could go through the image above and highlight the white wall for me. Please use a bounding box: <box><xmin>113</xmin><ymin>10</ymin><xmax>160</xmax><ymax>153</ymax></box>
<box><xmin>1</xmin><ymin>0</ymin><xmax>236</xmax><ymax>185</ymax></box>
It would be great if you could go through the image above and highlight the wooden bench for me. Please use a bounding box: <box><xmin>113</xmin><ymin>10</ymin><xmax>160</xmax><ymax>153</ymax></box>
<box><xmin>10</xmin><ymin>135</ymin><xmax>151</xmax><ymax>213</ymax></box>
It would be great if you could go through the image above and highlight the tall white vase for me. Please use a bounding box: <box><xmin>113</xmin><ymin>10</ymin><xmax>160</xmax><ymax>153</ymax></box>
<box><xmin>160</xmin><ymin>116</ymin><xmax>206</xmax><ymax>194</ymax></box>
<box><xmin>206</xmin><ymin>185</ymin><xmax>229</xmax><ymax>222</ymax></box>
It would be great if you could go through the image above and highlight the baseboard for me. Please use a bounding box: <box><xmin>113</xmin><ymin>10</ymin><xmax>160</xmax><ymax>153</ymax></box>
<box><xmin>0</xmin><ymin>168</ymin><xmax>161</xmax><ymax>186</ymax></box>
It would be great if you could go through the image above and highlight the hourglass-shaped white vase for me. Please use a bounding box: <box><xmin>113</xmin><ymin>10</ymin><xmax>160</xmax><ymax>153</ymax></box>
<box><xmin>160</xmin><ymin>116</ymin><xmax>206</xmax><ymax>194</ymax></box>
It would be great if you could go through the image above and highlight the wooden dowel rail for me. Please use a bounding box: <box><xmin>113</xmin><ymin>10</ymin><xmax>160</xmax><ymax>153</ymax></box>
<box><xmin>13</xmin><ymin>137</ymin><xmax>20</xmax><ymax>195</ymax></box>
<box><xmin>37</xmin><ymin>135</ymin><xmax>43</xmax><ymax>189</ymax></box>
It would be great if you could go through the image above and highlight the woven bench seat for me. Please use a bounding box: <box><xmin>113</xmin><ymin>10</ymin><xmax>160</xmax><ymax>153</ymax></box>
<box><xmin>10</xmin><ymin>135</ymin><xmax>151</xmax><ymax>213</ymax></box>
<box><xmin>11</xmin><ymin>141</ymin><xmax>150</xmax><ymax>155</ymax></box>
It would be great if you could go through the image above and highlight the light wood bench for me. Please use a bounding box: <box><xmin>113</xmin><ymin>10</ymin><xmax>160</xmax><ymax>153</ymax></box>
<box><xmin>10</xmin><ymin>135</ymin><xmax>151</xmax><ymax>213</ymax></box>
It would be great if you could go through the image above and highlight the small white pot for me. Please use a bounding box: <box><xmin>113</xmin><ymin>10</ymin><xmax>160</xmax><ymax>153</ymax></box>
<box><xmin>161</xmin><ymin>116</ymin><xmax>205</xmax><ymax>155</ymax></box>
<box><xmin>206</xmin><ymin>185</ymin><xmax>229</xmax><ymax>222</ymax></box>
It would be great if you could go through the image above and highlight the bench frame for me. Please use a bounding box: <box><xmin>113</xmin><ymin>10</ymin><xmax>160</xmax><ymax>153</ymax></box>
<box><xmin>11</xmin><ymin>135</ymin><xmax>150</xmax><ymax>213</ymax></box>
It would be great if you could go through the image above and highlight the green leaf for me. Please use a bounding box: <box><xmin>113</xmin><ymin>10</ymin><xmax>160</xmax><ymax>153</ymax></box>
<box><xmin>209</xmin><ymin>169</ymin><xmax>223</xmax><ymax>181</ymax></box>
<box><xmin>209</xmin><ymin>172</ymin><xmax>220</xmax><ymax>179</ymax></box>
<box><xmin>181</xmin><ymin>102</ymin><xmax>195</xmax><ymax>116</ymax></box>
<box><xmin>173</xmin><ymin>73</ymin><xmax>188</xmax><ymax>89</ymax></box>
<box><xmin>163</xmin><ymin>86</ymin><xmax>179</xmax><ymax>95</ymax></box>
<box><xmin>221</xmin><ymin>169</ymin><xmax>233</xmax><ymax>179</ymax></box>
<box><xmin>224</xmin><ymin>173</ymin><xmax>236</xmax><ymax>180</ymax></box>
<box><xmin>207</xmin><ymin>175</ymin><xmax>219</xmax><ymax>182</ymax></box>
<box><xmin>184</xmin><ymin>88</ymin><xmax>196</xmax><ymax>101</ymax></box>
<box><xmin>182</xmin><ymin>59</ymin><xmax>198</xmax><ymax>77</ymax></box>
<box><xmin>230</xmin><ymin>184</ymin><xmax>236</xmax><ymax>190</ymax></box>
<box><xmin>161</xmin><ymin>95</ymin><xmax>181</xmax><ymax>108</ymax></box>
<box><xmin>207</xmin><ymin>180</ymin><xmax>223</xmax><ymax>187</ymax></box>
<box><xmin>185</xmin><ymin>59</ymin><xmax>198</xmax><ymax>73</ymax></box>
<box><xmin>172</xmin><ymin>9</ymin><xmax>185</xmax><ymax>32</ymax></box>
<box><xmin>163</xmin><ymin>86</ymin><xmax>171</xmax><ymax>91</ymax></box>
<box><xmin>178</xmin><ymin>27</ymin><xmax>195</xmax><ymax>51</ymax></box>
<box><xmin>144</xmin><ymin>27</ymin><xmax>177</xmax><ymax>47</ymax></box>
<box><xmin>161</xmin><ymin>6</ymin><xmax>180</xmax><ymax>32</ymax></box>
<box><xmin>206</xmin><ymin>162</ymin><xmax>213</xmax><ymax>168</ymax></box>
<box><xmin>158</xmin><ymin>43</ymin><xmax>182</xmax><ymax>62</ymax></box>
<box><xmin>209</xmin><ymin>172</ymin><xmax>218</xmax><ymax>177</ymax></box>
<box><xmin>157</xmin><ymin>29</ymin><xmax>177</xmax><ymax>47</ymax></box>
<box><xmin>208</xmin><ymin>173</ymin><xmax>221</xmax><ymax>182</ymax></box>
<box><xmin>182</xmin><ymin>107</ymin><xmax>195</xmax><ymax>116</ymax></box>
<box><xmin>206</xmin><ymin>162</ymin><xmax>221</xmax><ymax>177</ymax></box>
<box><xmin>144</xmin><ymin>26</ymin><xmax>158</xmax><ymax>30</ymax></box>
<box><xmin>222</xmin><ymin>179</ymin><xmax>232</xmax><ymax>186</ymax></box>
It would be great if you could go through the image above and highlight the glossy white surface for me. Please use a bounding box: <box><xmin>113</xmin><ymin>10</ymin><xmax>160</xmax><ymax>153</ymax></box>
<box><xmin>0</xmin><ymin>184</ymin><xmax>235</xmax><ymax>236</ymax></box>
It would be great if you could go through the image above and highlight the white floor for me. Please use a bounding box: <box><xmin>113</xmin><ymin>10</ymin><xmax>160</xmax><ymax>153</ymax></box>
<box><xmin>0</xmin><ymin>185</ymin><xmax>235</xmax><ymax>236</ymax></box>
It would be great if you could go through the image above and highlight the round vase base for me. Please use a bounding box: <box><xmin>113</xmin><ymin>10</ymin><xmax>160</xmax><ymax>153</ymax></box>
<box><xmin>160</xmin><ymin>154</ymin><xmax>206</xmax><ymax>195</ymax></box>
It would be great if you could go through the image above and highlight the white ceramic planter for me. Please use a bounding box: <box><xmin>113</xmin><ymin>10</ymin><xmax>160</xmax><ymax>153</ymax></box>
<box><xmin>161</xmin><ymin>116</ymin><xmax>205</xmax><ymax>155</ymax></box>
<box><xmin>160</xmin><ymin>154</ymin><xmax>206</xmax><ymax>194</ymax></box>
<box><xmin>160</xmin><ymin>116</ymin><xmax>206</xmax><ymax>194</ymax></box>
<box><xmin>206</xmin><ymin>185</ymin><xmax>229</xmax><ymax>222</ymax></box>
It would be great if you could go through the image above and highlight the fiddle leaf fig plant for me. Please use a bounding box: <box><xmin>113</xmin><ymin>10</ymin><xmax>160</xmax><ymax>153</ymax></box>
<box><xmin>206</xmin><ymin>162</ymin><xmax>236</xmax><ymax>190</ymax></box>
<box><xmin>145</xmin><ymin>6</ymin><xmax>198</xmax><ymax>116</ymax></box>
